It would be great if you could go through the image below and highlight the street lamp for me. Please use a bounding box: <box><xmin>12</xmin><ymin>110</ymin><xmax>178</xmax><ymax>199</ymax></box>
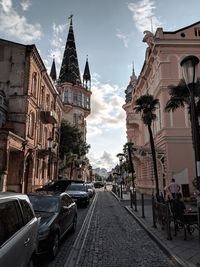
<box><xmin>180</xmin><ymin>55</ymin><xmax>200</xmax><ymax>191</ymax></box>
<box><xmin>47</xmin><ymin>137</ymin><xmax>53</xmax><ymax>182</ymax></box>
<box><xmin>180</xmin><ymin>55</ymin><xmax>200</xmax><ymax>239</ymax></box>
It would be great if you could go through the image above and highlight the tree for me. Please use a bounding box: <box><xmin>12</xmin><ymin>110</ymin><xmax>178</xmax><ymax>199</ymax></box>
<box><xmin>123</xmin><ymin>142</ymin><xmax>136</xmax><ymax>190</ymax></box>
<box><xmin>134</xmin><ymin>94</ymin><xmax>159</xmax><ymax>197</ymax></box>
<box><xmin>165</xmin><ymin>78</ymin><xmax>200</xmax><ymax>115</ymax></box>
<box><xmin>59</xmin><ymin>119</ymin><xmax>90</xmax><ymax>159</ymax></box>
<box><xmin>59</xmin><ymin>120</ymin><xmax>90</xmax><ymax>177</ymax></box>
<box><xmin>165</xmin><ymin>79</ymin><xmax>200</xmax><ymax>189</ymax></box>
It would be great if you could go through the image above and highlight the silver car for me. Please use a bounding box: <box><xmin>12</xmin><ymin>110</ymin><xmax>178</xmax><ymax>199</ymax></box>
<box><xmin>0</xmin><ymin>192</ymin><xmax>38</xmax><ymax>267</ymax></box>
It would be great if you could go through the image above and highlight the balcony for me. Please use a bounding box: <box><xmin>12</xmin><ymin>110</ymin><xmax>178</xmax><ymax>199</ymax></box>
<box><xmin>127</xmin><ymin>113</ymin><xmax>140</xmax><ymax>125</ymax></box>
<box><xmin>40</xmin><ymin>110</ymin><xmax>58</xmax><ymax>124</ymax></box>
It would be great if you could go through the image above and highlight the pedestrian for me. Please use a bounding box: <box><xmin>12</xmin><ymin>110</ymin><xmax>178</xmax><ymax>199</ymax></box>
<box><xmin>104</xmin><ymin>183</ymin><xmax>107</xmax><ymax>191</ymax></box>
<box><xmin>165</xmin><ymin>178</ymin><xmax>180</xmax><ymax>199</ymax></box>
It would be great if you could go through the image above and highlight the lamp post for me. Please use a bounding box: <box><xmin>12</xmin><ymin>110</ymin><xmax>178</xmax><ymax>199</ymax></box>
<box><xmin>47</xmin><ymin>137</ymin><xmax>53</xmax><ymax>182</ymax></box>
<box><xmin>180</xmin><ymin>55</ymin><xmax>200</xmax><ymax>239</ymax></box>
<box><xmin>180</xmin><ymin>55</ymin><xmax>200</xmax><ymax>191</ymax></box>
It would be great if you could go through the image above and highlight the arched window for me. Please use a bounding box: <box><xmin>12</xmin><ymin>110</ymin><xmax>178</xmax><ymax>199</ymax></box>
<box><xmin>40</xmin><ymin>86</ymin><xmax>45</xmax><ymax>109</ymax></box>
<box><xmin>31</xmin><ymin>72</ymin><xmax>37</xmax><ymax>96</ymax></box>
<box><xmin>28</xmin><ymin>111</ymin><xmax>35</xmax><ymax>137</ymax></box>
<box><xmin>46</xmin><ymin>94</ymin><xmax>50</xmax><ymax>111</ymax></box>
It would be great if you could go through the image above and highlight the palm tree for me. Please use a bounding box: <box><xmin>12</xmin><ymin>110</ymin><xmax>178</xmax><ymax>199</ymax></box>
<box><xmin>134</xmin><ymin>94</ymin><xmax>159</xmax><ymax>197</ymax></box>
<box><xmin>123</xmin><ymin>142</ymin><xmax>136</xmax><ymax>190</ymax></box>
<box><xmin>165</xmin><ymin>79</ymin><xmax>200</xmax><ymax>146</ymax></box>
<box><xmin>165</xmin><ymin>78</ymin><xmax>200</xmax><ymax>115</ymax></box>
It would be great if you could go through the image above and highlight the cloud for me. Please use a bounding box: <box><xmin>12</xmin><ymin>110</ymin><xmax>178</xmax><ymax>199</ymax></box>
<box><xmin>116</xmin><ymin>29</ymin><xmax>130</xmax><ymax>48</ymax></box>
<box><xmin>20</xmin><ymin>0</ymin><xmax>31</xmax><ymax>11</ymax></box>
<box><xmin>87</xmin><ymin>74</ymin><xmax>126</xmax><ymax>133</ymax></box>
<box><xmin>128</xmin><ymin>0</ymin><xmax>162</xmax><ymax>33</ymax></box>
<box><xmin>88</xmin><ymin>151</ymin><xmax>116</xmax><ymax>170</ymax></box>
<box><xmin>0</xmin><ymin>0</ymin><xmax>42</xmax><ymax>42</ymax></box>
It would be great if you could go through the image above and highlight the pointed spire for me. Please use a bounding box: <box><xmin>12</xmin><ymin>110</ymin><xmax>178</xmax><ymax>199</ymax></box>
<box><xmin>59</xmin><ymin>15</ymin><xmax>81</xmax><ymax>85</ymax></box>
<box><xmin>83</xmin><ymin>55</ymin><xmax>91</xmax><ymax>89</ymax></box>
<box><xmin>125</xmin><ymin>61</ymin><xmax>137</xmax><ymax>103</ymax></box>
<box><xmin>50</xmin><ymin>56</ymin><xmax>57</xmax><ymax>81</ymax></box>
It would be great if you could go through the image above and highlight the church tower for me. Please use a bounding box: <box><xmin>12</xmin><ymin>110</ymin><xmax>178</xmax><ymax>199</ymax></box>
<box><xmin>57</xmin><ymin>15</ymin><xmax>91</xmax><ymax>141</ymax></box>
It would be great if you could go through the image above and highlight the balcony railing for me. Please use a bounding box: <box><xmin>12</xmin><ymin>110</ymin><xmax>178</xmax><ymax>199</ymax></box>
<box><xmin>127</xmin><ymin>113</ymin><xmax>140</xmax><ymax>124</ymax></box>
<box><xmin>40</xmin><ymin>110</ymin><xmax>58</xmax><ymax>124</ymax></box>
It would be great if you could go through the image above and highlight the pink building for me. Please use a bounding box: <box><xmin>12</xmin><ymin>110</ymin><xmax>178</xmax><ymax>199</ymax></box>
<box><xmin>123</xmin><ymin>21</ymin><xmax>200</xmax><ymax>196</ymax></box>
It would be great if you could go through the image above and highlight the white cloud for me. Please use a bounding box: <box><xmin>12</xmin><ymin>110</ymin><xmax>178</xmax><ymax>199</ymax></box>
<box><xmin>116</xmin><ymin>29</ymin><xmax>130</xmax><ymax>48</ymax></box>
<box><xmin>20</xmin><ymin>0</ymin><xmax>31</xmax><ymax>11</ymax></box>
<box><xmin>0</xmin><ymin>0</ymin><xmax>42</xmax><ymax>42</ymax></box>
<box><xmin>87</xmin><ymin>75</ymin><xmax>126</xmax><ymax>131</ymax></box>
<box><xmin>128</xmin><ymin>0</ymin><xmax>162</xmax><ymax>33</ymax></box>
<box><xmin>88</xmin><ymin>151</ymin><xmax>117</xmax><ymax>171</ymax></box>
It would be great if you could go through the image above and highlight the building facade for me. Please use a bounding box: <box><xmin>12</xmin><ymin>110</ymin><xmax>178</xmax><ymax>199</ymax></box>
<box><xmin>0</xmin><ymin>39</ymin><xmax>62</xmax><ymax>193</ymax></box>
<box><xmin>123</xmin><ymin>21</ymin><xmax>200</xmax><ymax>196</ymax></box>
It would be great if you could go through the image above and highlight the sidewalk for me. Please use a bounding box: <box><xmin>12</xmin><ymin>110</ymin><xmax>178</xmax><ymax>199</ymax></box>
<box><xmin>118</xmin><ymin>191</ymin><xmax>200</xmax><ymax>267</ymax></box>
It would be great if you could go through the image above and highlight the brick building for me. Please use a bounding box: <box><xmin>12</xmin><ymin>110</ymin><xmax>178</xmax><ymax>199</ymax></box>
<box><xmin>0</xmin><ymin>39</ymin><xmax>62</xmax><ymax>193</ymax></box>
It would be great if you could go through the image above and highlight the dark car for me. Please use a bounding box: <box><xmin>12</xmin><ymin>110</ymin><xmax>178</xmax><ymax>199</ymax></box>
<box><xmin>28</xmin><ymin>192</ymin><xmax>77</xmax><ymax>259</ymax></box>
<box><xmin>0</xmin><ymin>192</ymin><xmax>38</xmax><ymax>267</ymax></box>
<box><xmin>66</xmin><ymin>183</ymin><xmax>90</xmax><ymax>208</ymax></box>
<box><xmin>35</xmin><ymin>179</ymin><xmax>84</xmax><ymax>193</ymax></box>
<box><xmin>94</xmin><ymin>181</ymin><xmax>104</xmax><ymax>188</ymax></box>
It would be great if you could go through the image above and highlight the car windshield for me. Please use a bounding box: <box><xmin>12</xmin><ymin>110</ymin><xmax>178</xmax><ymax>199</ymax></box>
<box><xmin>29</xmin><ymin>195</ymin><xmax>59</xmax><ymax>212</ymax></box>
<box><xmin>86</xmin><ymin>184</ymin><xmax>93</xmax><ymax>189</ymax></box>
<box><xmin>67</xmin><ymin>184</ymin><xmax>86</xmax><ymax>191</ymax></box>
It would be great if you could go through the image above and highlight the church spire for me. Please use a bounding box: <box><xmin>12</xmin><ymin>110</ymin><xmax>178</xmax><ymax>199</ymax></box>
<box><xmin>83</xmin><ymin>56</ymin><xmax>91</xmax><ymax>89</ymax></box>
<box><xmin>59</xmin><ymin>15</ymin><xmax>81</xmax><ymax>85</ymax></box>
<box><xmin>125</xmin><ymin>62</ymin><xmax>137</xmax><ymax>103</ymax></box>
<box><xmin>50</xmin><ymin>56</ymin><xmax>57</xmax><ymax>82</ymax></box>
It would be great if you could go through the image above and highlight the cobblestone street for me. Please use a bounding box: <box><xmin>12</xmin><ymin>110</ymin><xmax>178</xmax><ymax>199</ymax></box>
<box><xmin>72</xmin><ymin>191</ymin><xmax>176</xmax><ymax>267</ymax></box>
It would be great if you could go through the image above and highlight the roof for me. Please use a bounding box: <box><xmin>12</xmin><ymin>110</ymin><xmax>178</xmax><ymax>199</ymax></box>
<box><xmin>59</xmin><ymin>16</ymin><xmax>81</xmax><ymax>85</ymax></box>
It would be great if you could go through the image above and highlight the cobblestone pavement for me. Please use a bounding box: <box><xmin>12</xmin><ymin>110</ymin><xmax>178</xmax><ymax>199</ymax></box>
<box><xmin>76</xmin><ymin>191</ymin><xmax>176</xmax><ymax>267</ymax></box>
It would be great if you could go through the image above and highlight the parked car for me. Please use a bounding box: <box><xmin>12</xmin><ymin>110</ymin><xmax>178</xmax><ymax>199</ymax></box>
<box><xmin>28</xmin><ymin>192</ymin><xmax>77</xmax><ymax>259</ymax></box>
<box><xmin>0</xmin><ymin>192</ymin><xmax>38</xmax><ymax>267</ymax></box>
<box><xmin>35</xmin><ymin>179</ymin><xmax>84</xmax><ymax>192</ymax></box>
<box><xmin>85</xmin><ymin>183</ymin><xmax>95</xmax><ymax>198</ymax></box>
<box><xmin>66</xmin><ymin>183</ymin><xmax>90</xmax><ymax>208</ymax></box>
<box><xmin>94</xmin><ymin>181</ymin><xmax>104</xmax><ymax>188</ymax></box>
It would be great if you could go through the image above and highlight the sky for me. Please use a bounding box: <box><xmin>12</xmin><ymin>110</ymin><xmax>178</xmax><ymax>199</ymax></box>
<box><xmin>0</xmin><ymin>0</ymin><xmax>200</xmax><ymax>171</ymax></box>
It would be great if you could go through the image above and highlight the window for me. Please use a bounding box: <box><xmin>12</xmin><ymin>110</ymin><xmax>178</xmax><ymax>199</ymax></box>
<box><xmin>73</xmin><ymin>92</ymin><xmax>78</xmax><ymax>105</ymax></box>
<box><xmin>194</xmin><ymin>28</ymin><xmax>200</xmax><ymax>37</ymax></box>
<box><xmin>19</xmin><ymin>200</ymin><xmax>34</xmax><ymax>224</ymax></box>
<box><xmin>40</xmin><ymin>86</ymin><xmax>45</xmax><ymax>109</ymax></box>
<box><xmin>63</xmin><ymin>88</ymin><xmax>72</xmax><ymax>104</ymax></box>
<box><xmin>77</xmin><ymin>92</ymin><xmax>82</xmax><ymax>106</ymax></box>
<box><xmin>28</xmin><ymin>111</ymin><xmax>35</xmax><ymax>137</ymax></box>
<box><xmin>46</xmin><ymin>95</ymin><xmax>50</xmax><ymax>111</ymax></box>
<box><xmin>85</xmin><ymin>96</ymin><xmax>90</xmax><ymax>109</ymax></box>
<box><xmin>0</xmin><ymin>201</ymin><xmax>23</xmax><ymax>246</ymax></box>
<box><xmin>31</xmin><ymin>72</ymin><xmax>37</xmax><ymax>96</ymax></box>
<box><xmin>73</xmin><ymin>113</ymin><xmax>78</xmax><ymax>125</ymax></box>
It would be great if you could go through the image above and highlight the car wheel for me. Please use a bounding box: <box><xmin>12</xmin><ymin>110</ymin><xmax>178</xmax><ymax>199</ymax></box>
<box><xmin>71</xmin><ymin>215</ymin><xmax>77</xmax><ymax>233</ymax></box>
<box><xmin>49</xmin><ymin>232</ymin><xmax>59</xmax><ymax>259</ymax></box>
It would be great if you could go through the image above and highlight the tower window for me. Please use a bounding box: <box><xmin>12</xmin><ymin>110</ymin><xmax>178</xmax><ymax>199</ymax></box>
<box><xmin>73</xmin><ymin>113</ymin><xmax>78</xmax><ymax>125</ymax></box>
